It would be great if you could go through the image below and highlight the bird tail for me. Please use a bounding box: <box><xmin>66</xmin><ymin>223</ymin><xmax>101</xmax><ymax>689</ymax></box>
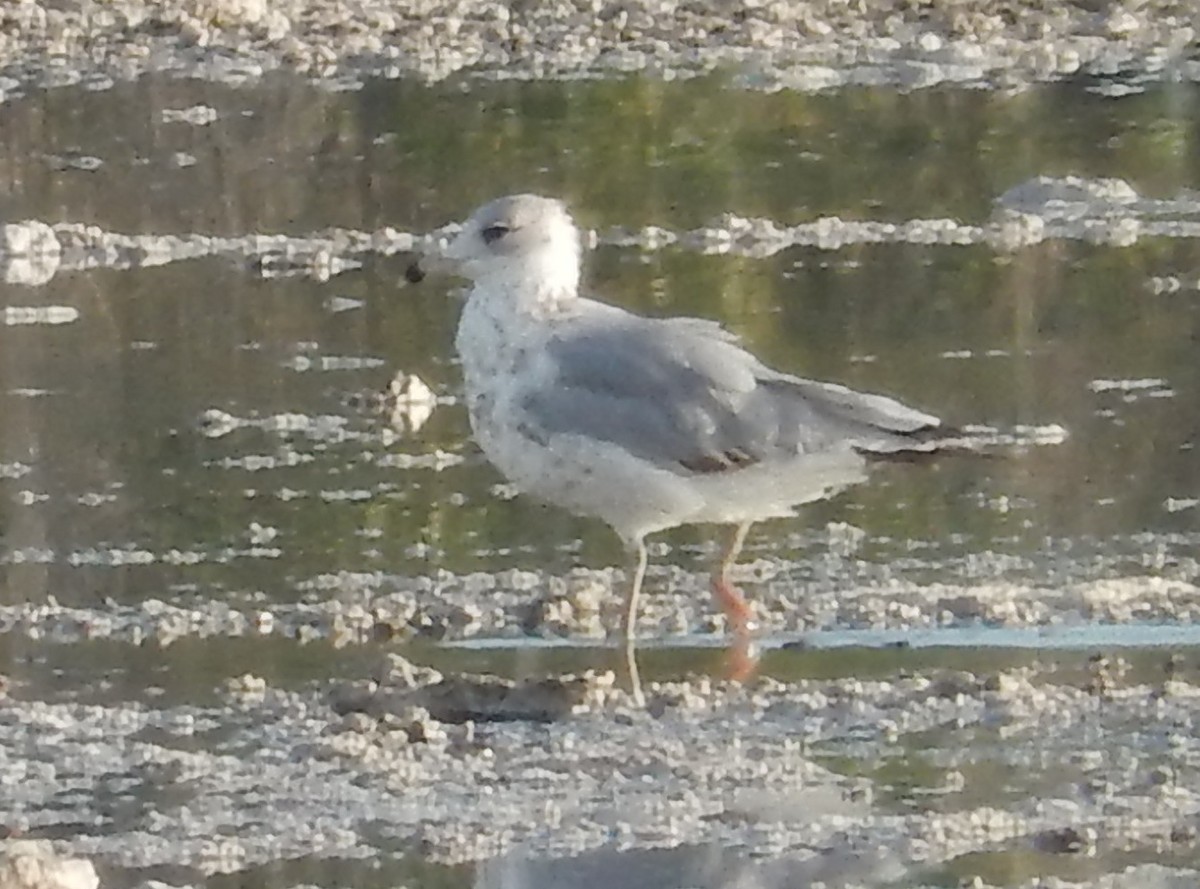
<box><xmin>763</xmin><ymin>375</ymin><xmax>1068</xmax><ymax>459</ymax></box>
<box><xmin>856</xmin><ymin>421</ymin><xmax>1068</xmax><ymax>461</ymax></box>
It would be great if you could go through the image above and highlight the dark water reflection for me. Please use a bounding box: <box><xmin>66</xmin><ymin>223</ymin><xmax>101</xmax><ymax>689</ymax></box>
<box><xmin>3</xmin><ymin>73</ymin><xmax>1196</xmax><ymax>229</ymax></box>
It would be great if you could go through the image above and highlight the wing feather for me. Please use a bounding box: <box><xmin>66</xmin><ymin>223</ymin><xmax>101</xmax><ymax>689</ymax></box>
<box><xmin>518</xmin><ymin>309</ymin><xmax>943</xmax><ymax>473</ymax></box>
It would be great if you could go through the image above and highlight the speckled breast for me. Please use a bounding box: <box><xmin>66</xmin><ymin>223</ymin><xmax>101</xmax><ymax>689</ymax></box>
<box><xmin>453</xmin><ymin>292</ymin><xmax>537</xmax><ymax>459</ymax></box>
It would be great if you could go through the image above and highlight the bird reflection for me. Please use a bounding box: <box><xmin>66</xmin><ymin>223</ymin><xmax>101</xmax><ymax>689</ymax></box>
<box><xmin>475</xmin><ymin>841</ymin><xmax>907</xmax><ymax>889</ymax></box>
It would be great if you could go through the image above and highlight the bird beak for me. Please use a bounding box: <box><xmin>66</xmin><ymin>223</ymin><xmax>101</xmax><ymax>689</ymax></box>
<box><xmin>403</xmin><ymin>246</ymin><xmax>457</xmax><ymax>285</ymax></box>
<box><xmin>404</xmin><ymin>226</ymin><xmax>469</xmax><ymax>284</ymax></box>
<box><xmin>403</xmin><ymin>260</ymin><xmax>427</xmax><ymax>284</ymax></box>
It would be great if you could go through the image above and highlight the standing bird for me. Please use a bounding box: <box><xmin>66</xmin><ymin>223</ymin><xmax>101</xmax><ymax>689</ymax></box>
<box><xmin>409</xmin><ymin>195</ymin><xmax>963</xmax><ymax>693</ymax></box>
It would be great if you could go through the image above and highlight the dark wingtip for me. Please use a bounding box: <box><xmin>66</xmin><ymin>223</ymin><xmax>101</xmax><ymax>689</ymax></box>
<box><xmin>404</xmin><ymin>261</ymin><xmax>426</xmax><ymax>284</ymax></box>
<box><xmin>856</xmin><ymin>423</ymin><xmax>1011</xmax><ymax>463</ymax></box>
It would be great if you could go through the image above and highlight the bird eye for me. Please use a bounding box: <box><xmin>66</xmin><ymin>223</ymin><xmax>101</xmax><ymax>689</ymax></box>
<box><xmin>481</xmin><ymin>224</ymin><xmax>510</xmax><ymax>245</ymax></box>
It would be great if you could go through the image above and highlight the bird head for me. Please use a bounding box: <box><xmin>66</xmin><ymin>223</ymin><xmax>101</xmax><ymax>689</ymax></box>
<box><xmin>407</xmin><ymin>194</ymin><xmax>582</xmax><ymax>296</ymax></box>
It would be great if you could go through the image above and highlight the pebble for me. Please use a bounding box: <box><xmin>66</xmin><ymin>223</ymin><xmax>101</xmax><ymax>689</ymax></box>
<box><xmin>0</xmin><ymin>222</ymin><xmax>61</xmax><ymax>285</ymax></box>
<box><xmin>0</xmin><ymin>0</ymin><xmax>1190</xmax><ymax>105</ymax></box>
<box><xmin>0</xmin><ymin>842</ymin><xmax>97</xmax><ymax>889</ymax></box>
<box><xmin>160</xmin><ymin>104</ymin><xmax>218</xmax><ymax>125</ymax></box>
<box><xmin>1</xmin><ymin>307</ymin><xmax>77</xmax><ymax>325</ymax></box>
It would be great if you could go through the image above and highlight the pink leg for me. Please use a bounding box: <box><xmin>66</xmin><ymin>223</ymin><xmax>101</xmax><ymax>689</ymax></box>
<box><xmin>712</xmin><ymin>522</ymin><xmax>759</xmax><ymax>682</ymax></box>
<box><xmin>711</xmin><ymin>522</ymin><xmax>752</xmax><ymax>631</ymax></box>
<box><xmin>713</xmin><ymin>574</ymin><xmax>752</xmax><ymax>632</ymax></box>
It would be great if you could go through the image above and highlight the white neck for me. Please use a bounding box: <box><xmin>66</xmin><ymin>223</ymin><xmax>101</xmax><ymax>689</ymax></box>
<box><xmin>477</xmin><ymin>246</ymin><xmax>581</xmax><ymax>314</ymax></box>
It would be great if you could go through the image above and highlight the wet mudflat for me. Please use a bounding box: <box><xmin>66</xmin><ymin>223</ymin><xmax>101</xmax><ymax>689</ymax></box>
<box><xmin>2</xmin><ymin>63</ymin><xmax>1200</xmax><ymax>889</ymax></box>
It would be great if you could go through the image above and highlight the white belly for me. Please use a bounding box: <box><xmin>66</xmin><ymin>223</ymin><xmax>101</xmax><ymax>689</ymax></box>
<box><xmin>454</xmin><ymin>297</ymin><xmax>701</xmax><ymax>542</ymax></box>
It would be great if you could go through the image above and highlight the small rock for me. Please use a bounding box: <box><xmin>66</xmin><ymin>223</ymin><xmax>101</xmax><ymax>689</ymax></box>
<box><xmin>1034</xmin><ymin>825</ymin><xmax>1097</xmax><ymax>854</ymax></box>
<box><xmin>0</xmin><ymin>841</ymin><xmax>98</xmax><ymax>889</ymax></box>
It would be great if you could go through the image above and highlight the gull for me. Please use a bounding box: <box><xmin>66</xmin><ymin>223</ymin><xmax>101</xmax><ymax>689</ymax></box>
<box><xmin>409</xmin><ymin>195</ymin><xmax>965</xmax><ymax>690</ymax></box>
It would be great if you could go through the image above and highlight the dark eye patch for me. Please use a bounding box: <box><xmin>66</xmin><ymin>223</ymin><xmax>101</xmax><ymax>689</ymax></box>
<box><xmin>481</xmin><ymin>224</ymin><xmax>510</xmax><ymax>245</ymax></box>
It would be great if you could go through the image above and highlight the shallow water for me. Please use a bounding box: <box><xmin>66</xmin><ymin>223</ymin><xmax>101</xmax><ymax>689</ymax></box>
<box><xmin>2</xmin><ymin>73</ymin><xmax>1200</xmax><ymax>887</ymax></box>
<box><xmin>2</xmin><ymin>76</ymin><xmax>1198</xmax><ymax>590</ymax></box>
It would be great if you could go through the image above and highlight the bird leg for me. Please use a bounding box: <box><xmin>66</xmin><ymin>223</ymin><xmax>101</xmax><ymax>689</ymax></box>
<box><xmin>711</xmin><ymin>521</ymin><xmax>752</xmax><ymax>632</ymax></box>
<box><xmin>713</xmin><ymin>521</ymin><xmax>758</xmax><ymax>683</ymax></box>
<box><xmin>619</xmin><ymin>539</ymin><xmax>649</xmax><ymax>706</ymax></box>
<box><xmin>621</xmin><ymin>538</ymin><xmax>649</xmax><ymax>643</ymax></box>
<box><xmin>621</xmin><ymin>636</ymin><xmax>645</xmax><ymax>708</ymax></box>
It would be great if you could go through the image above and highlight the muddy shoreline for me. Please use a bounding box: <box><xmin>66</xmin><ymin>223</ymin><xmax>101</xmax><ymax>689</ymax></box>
<box><xmin>1</xmin><ymin>0</ymin><xmax>1196</xmax><ymax>98</ymax></box>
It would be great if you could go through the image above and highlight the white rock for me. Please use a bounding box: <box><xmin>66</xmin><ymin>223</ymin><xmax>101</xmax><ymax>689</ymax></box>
<box><xmin>917</xmin><ymin>31</ymin><xmax>942</xmax><ymax>52</ymax></box>
<box><xmin>0</xmin><ymin>222</ymin><xmax>61</xmax><ymax>285</ymax></box>
<box><xmin>161</xmin><ymin>104</ymin><xmax>219</xmax><ymax>125</ymax></box>
<box><xmin>2</xmin><ymin>306</ymin><xmax>78</xmax><ymax>325</ymax></box>
<box><xmin>0</xmin><ymin>841</ymin><xmax>98</xmax><ymax>889</ymax></box>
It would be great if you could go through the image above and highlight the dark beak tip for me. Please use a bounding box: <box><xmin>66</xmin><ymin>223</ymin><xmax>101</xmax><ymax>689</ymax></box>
<box><xmin>404</xmin><ymin>261</ymin><xmax>426</xmax><ymax>284</ymax></box>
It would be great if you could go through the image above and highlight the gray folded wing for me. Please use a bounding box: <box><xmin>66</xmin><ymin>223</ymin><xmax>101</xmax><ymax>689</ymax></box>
<box><xmin>519</xmin><ymin>309</ymin><xmax>944</xmax><ymax>475</ymax></box>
